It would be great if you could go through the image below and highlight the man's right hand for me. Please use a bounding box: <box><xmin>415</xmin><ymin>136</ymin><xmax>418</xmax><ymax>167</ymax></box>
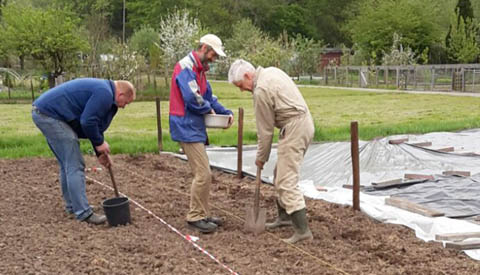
<box><xmin>95</xmin><ymin>141</ymin><xmax>110</xmax><ymax>155</ymax></box>
<box><xmin>98</xmin><ymin>153</ymin><xmax>112</xmax><ymax>168</ymax></box>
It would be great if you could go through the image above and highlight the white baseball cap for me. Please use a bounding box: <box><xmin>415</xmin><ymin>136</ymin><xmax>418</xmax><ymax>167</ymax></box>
<box><xmin>199</xmin><ymin>34</ymin><xmax>226</xmax><ymax>57</ymax></box>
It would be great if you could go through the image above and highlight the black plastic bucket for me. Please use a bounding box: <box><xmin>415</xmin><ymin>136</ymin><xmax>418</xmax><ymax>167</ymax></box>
<box><xmin>102</xmin><ymin>197</ymin><xmax>131</xmax><ymax>226</ymax></box>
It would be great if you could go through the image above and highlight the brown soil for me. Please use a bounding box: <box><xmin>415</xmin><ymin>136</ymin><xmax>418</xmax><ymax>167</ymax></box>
<box><xmin>1</xmin><ymin>154</ymin><xmax>479</xmax><ymax>274</ymax></box>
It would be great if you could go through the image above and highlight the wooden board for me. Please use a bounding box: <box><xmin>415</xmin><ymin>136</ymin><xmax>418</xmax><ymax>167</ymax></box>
<box><xmin>385</xmin><ymin>197</ymin><xmax>444</xmax><ymax>217</ymax></box>
<box><xmin>373</xmin><ymin>179</ymin><xmax>427</xmax><ymax>190</ymax></box>
<box><xmin>445</xmin><ymin>240</ymin><xmax>480</xmax><ymax>250</ymax></box>
<box><xmin>404</xmin><ymin>173</ymin><xmax>434</xmax><ymax>180</ymax></box>
<box><xmin>442</xmin><ymin>170</ymin><xmax>471</xmax><ymax>177</ymax></box>
<box><xmin>388</xmin><ymin>138</ymin><xmax>409</xmax><ymax>145</ymax></box>
<box><xmin>371</xmin><ymin>178</ymin><xmax>402</xmax><ymax>186</ymax></box>
<box><xmin>409</xmin><ymin>141</ymin><xmax>432</xmax><ymax>147</ymax></box>
<box><xmin>436</xmin><ymin>147</ymin><xmax>454</xmax><ymax>152</ymax></box>
<box><xmin>436</xmin><ymin>232</ymin><xmax>480</xmax><ymax>242</ymax></box>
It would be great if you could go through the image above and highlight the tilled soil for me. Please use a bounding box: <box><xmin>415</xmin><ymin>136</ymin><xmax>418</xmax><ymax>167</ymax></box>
<box><xmin>1</xmin><ymin>154</ymin><xmax>480</xmax><ymax>274</ymax></box>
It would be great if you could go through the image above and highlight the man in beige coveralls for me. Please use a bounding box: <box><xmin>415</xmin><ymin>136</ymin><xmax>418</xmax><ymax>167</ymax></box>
<box><xmin>228</xmin><ymin>59</ymin><xmax>315</xmax><ymax>244</ymax></box>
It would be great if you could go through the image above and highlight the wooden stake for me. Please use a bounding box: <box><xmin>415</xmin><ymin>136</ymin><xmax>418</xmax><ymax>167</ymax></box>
<box><xmin>351</xmin><ymin>121</ymin><xmax>360</xmax><ymax>211</ymax></box>
<box><xmin>155</xmin><ymin>97</ymin><xmax>163</xmax><ymax>151</ymax></box>
<box><xmin>237</xmin><ymin>108</ymin><xmax>244</xmax><ymax>179</ymax></box>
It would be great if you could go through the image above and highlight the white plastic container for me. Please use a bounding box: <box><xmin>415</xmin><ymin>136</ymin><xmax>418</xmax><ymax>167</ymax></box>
<box><xmin>204</xmin><ymin>114</ymin><xmax>230</xmax><ymax>128</ymax></box>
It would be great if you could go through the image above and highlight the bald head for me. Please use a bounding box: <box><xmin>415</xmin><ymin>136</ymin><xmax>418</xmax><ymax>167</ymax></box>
<box><xmin>114</xmin><ymin>80</ymin><xmax>136</xmax><ymax>108</ymax></box>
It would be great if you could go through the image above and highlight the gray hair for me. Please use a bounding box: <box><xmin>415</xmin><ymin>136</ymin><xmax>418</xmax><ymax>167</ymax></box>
<box><xmin>228</xmin><ymin>59</ymin><xmax>255</xmax><ymax>83</ymax></box>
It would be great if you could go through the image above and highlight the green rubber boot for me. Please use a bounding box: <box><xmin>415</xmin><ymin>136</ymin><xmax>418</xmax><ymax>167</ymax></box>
<box><xmin>282</xmin><ymin>208</ymin><xmax>313</xmax><ymax>244</ymax></box>
<box><xmin>266</xmin><ymin>200</ymin><xmax>293</xmax><ymax>230</ymax></box>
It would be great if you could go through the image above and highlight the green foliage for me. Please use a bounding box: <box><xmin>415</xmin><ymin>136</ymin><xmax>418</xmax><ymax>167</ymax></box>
<box><xmin>103</xmin><ymin>43</ymin><xmax>145</xmax><ymax>81</ymax></box>
<box><xmin>456</xmin><ymin>0</ymin><xmax>474</xmax><ymax>20</ymax></box>
<box><xmin>289</xmin><ymin>34</ymin><xmax>324</xmax><ymax>77</ymax></box>
<box><xmin>381</xmin><ymin>33</ymin><xmax>418</xmax><ymax>65</ymax></box>
<box><xmin>226</xmin><ymin>19</ymin><xmax>292</xmax><ymax>69</ymax></box>
<box><xmin>1</xmin><ymin>5</ymin><xmax>89</xmax><ymax>77</ymax></box>
<box><xmin>446</xmin><ymin>11</ymin><xmax>480</xmax><ymax>63</ymax></box>
<box><xmin>129</xmin><ymin>25</ymin><xmax>159</xmax><ymax>61</ymax></box>
<box><xmin>347</xmin><ymin>0</ymin><xmax>443</xmax><ymax>65</ymax></box>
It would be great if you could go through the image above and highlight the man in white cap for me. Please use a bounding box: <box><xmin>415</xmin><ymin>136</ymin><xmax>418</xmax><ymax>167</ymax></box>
<box><xmin>227</xmin><ymin>59</ymin><xmax>314</xmax><ymax>244</ymax></box>
<box><xmin>169</xmin><ymin>34</ymin><xmax>233</xmax><ymax>233</ymax></box>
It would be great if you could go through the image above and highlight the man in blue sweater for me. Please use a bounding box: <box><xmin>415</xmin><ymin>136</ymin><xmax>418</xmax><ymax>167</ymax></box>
<box><xmin>32</xmin><ymin>78</ymin><xmax>135</xmax><ymax>225</ymax></box>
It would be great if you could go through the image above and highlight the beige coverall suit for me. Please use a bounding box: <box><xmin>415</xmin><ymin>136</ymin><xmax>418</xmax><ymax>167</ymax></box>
<box><xmin>253</xmin><ymin>66</ymin><xmax>315</xmax><ymax>214</ymax></box>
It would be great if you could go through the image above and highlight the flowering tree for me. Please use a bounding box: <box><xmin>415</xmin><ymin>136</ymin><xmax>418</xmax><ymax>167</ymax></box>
<box><xmin>103</xmin><ymin>43</ymin><xmax>144</xmax><ymax>81</ymax></box>
<box><xmin>157</xmin><ymin>9</ymin><xmax>202</xmax><ymax>88</ymax></box>
<box><xmin>381</xmin><ymin>33</ymin><xmax>417</xmax><ymax>65</ymax></box>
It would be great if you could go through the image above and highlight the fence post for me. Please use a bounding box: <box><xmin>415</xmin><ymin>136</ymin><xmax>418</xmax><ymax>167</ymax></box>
<box><xmin>396</xmin><ymin>67</ymin><xmax>400</xmax><ymax>89</ymax></box>
<box><xmin>346</xmin><ymin>67</ymin><xmax>350</xmax><ymax>87</ymax></box>
<box><xmin>30</xmin><ymin>78</ymin><xmax>34</xmax><ymax>102</ymax></box>
<box><xmin>237</xmin><ymin>108</ymin><xmax>244</xmax><ymax>179</ymax></box>
<box><xmin>414</xmin><ymin>67</ymin><xmax>417</xmax><ymax>90</ymax></box>
<box><xmin>155</xmin><ymin>97</ymin><xmax>163</xmax><ymax>151</ymax></box>
<box><xmin>462</xmin><ymin>67</ymin><xmax>466</xmax><ymax>92</ymax></box>
<box><xmin>375</xmin><ymin>67</ymin><xmax>379</xmax><ymax>88</ymax></box>
<box><xmin>384</xmin><ymin>68</ymin><xmax>388</xmax><ymax>88</ymax></box>
<box><xmin>431</xmin><ymin>67</ymin><xmax>435</xmax><ymax>91</ymax></box>
<box><xmin>351</xmin><ymin>121</ymin><xmax>360</xmax><ymax>211</ymax></box>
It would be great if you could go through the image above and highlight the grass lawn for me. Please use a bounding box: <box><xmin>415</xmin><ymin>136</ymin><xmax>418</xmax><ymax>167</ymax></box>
<box><xmin>1</xmin><ymin>81</ymin><xmax>480</xmax><ymax>158</ymax></box>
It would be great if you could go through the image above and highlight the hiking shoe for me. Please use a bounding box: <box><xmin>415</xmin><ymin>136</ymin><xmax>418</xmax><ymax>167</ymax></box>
<box><xmin>84</xmin><ymin>213</ymin><xmax>107</xmax><ymax>225</ymax></box>
<box><xmin>187</xmin><ymin>219</ymin><xmax>217</xmax><ymax>233</ymax></box>
<box><xmin>206</xmin><ymin>216</ymin><xmax>223</xmax><ymax>227</ymax></box>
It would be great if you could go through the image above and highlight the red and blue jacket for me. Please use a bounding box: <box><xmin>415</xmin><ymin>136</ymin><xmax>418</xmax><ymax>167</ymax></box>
<box><xmin>169</xmin><ymin>51</ymin><xmax>232</xmax><ymax>143</ymax></box>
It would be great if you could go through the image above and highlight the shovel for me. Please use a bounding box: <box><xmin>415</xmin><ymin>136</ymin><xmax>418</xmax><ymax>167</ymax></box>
<box><xmin>244</xmin><ymin>166</ymin><xmax>266</xmax><ymax>235</ymax></box>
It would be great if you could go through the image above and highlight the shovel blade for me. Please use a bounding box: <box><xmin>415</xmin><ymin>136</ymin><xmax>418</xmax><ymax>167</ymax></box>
<box><xmin>244</xmin><ymin>207</ymin><xmax>266</xmax><ymax>235</ymax></box>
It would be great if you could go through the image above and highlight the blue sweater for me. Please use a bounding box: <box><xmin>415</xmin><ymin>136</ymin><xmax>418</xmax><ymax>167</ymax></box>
<box><xmin>33</xmin><ymin>78</ymin><xmax>118</xmax><ymax>147</ymax></box>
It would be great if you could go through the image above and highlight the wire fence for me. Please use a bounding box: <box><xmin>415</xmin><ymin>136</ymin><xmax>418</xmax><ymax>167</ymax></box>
<box><xmin>322</xmin><ymin>64</ymin><xmax>480</xmax><ymax>93</ymax></box>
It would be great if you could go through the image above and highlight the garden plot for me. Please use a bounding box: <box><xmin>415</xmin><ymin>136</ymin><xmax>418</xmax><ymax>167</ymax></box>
<box><xmin>1</xmin><ymin>154</ymin><xmax>480</xmax><ymax>274</ymax></box>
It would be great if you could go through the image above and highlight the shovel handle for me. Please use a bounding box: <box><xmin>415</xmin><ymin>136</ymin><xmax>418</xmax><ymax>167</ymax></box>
<box><xmin>108</xmin><ymin>166</ymin><xmax>120</xmax><ymax>197</ymax></box>
<box><xmin>254</xmin><ymin>166</ymin><xmax>262</xmax><ymax>220</ymax></box>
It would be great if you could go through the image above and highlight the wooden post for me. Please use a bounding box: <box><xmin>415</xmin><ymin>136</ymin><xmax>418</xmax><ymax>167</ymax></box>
<box><xmin>384</xmin><ymin>68</ymin><xmax>388</xmax><ymax>88</ymax></box>
<box><xmin>414</xmin><ymin>67</ymin><xmax>417</xmax><ymax>90</ymax></box>
<box><xmin>462</xmin><ymin>67</ymin><xmax>466</xmax><ymax>92</ymax></box>
<box><xmin>30</xmin><ymin>78</ymin><xmax>34</xmax><ymax>102</ymax></box>
<box><xmin>396</xmin><ymin>67</ymin><xmax>400</xmax><ymax>89</ymax></box>
<box><xmin>346</xmin><ymin>67</ymin><xmax>350</xmax><ymax>87</ymax></box>
<box><xmin>155</xmin><ymin>97</ymin><xmax>163</xmax><ymax>151</ymax></box>
<box><xmin>350</xmin><ymin>121</ymin><xmax>360</xmax><ymax>211</ymax></box>
<box><xmin>431</xmin><ymin>67</ymin><xmax>435</xmax><ymax>91</ymax></box>
<box><xmin>237</xmin><ymin>108</ymin><xmax>244</xmax><ymax>179</ymax></box>
<box><xmin>375</xmin><ymin>68</ymin><xmax>379</xmax><ymax>88</ymax></box>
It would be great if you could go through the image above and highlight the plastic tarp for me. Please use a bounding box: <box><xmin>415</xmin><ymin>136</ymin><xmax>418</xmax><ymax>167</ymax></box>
<box><xmin>177</xmin><ymin>130</ymin><xmax>480</xmax><ymax>260</ymax></box>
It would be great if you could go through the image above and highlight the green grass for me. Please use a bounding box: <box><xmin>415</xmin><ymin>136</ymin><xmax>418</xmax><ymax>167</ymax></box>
<box><xmin>2</xmin><ymin>82</ymin><xmax>480</xmax><ymax>158</ymax></box>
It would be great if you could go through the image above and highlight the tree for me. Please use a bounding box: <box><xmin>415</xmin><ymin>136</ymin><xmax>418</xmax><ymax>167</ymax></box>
<box><xmin>103</xmin><ymin>43</ymin><xmax>144</xmax><ymax>81</ymax></box>
<box><xmin>381</xmin><ymin>33</ymin><xmax>418</xmax><ymax>65</ymax></box>
<box><xmin>129</xmin><ymin>25</ymin><xmax>159</xmax><ymax>61</ymax></box>
<box><xmin>346</xmin><ymin>0</ymin><xmax>443</xmax><ymax>64</ymax></box>
<box><xmin>446</xmin><ymin>11</ymin><xmax>479</xmax><ymax>63</ymax></box>
<box><xmin>1</xmin><ymin>5</ymin><xmax>89</xmax><ymax>87</ymax></box>
<box><xmin>226</xmin><ymin>18</ymin><xmax>292</xmax><ymax>70</ymax></box>
<box><xmin>158</xmin><ymin>9</ymin><xmax>202</xmax><ymax>88</ymax></box>
<box><xmin>290</xmin><ymin>34</ymin><xmax>324</xmax><ymax>79</ymax></box>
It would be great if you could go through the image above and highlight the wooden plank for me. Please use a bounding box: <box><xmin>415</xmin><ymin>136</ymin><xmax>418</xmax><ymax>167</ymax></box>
<box><xmin>373</xmin><ymin>179</ymin><xmax>427</xmax><ymax>190</ymax></box>
<box><xmin>371</xmin><ymin>178</ymin><xmax>402</xmax><ymax>186</ymax></box>
<box><xmin>388</xmin><ymin>138</ymin><xmax>409</xmax><ymax>145</ymax></box>
<box><xmin>442</xmin><ymin>170</ymin><xmax>471</xmax><ymax>177</ymax></box>
<box><xmin>436</xmin><ymin>147</ymin><xmax>454</xmax><ymax>152</ymax></box>
<box><xmin>460</xmin><ymin>152</ymin><xmax>480</xmax><ymax>157</ymax></box>
<box><xmin>315</xmin><ymin>186</ymin><xmax>328</xmax><ymax>192</ymax></box>
<box><xmin>385</xmin><ymin>197</ymin><xmax>444</xmax><ymax>217</ymax></box>
<box><xmin>436</xmin><ymin>232</ymin><xmax>480</xmax><ymax>242</ymax></box>
<box><xmin>342</xmin><ymin>184</ymin><xmax>365</xmax><ymax>191</ymax></box>
<box><xmin>409</xmin><ymin>141</ymin><xmax>432</xmax><ymax>147</ymax></box>
<box><xmin>445</xmin><ymin>241</ymin><xmax>480</xmax><ymax>250</ymax></box>
<box><xmin>404</xmin><ymin>174</ymin><xmax>434</xmax><ymax>180</ymax></box>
